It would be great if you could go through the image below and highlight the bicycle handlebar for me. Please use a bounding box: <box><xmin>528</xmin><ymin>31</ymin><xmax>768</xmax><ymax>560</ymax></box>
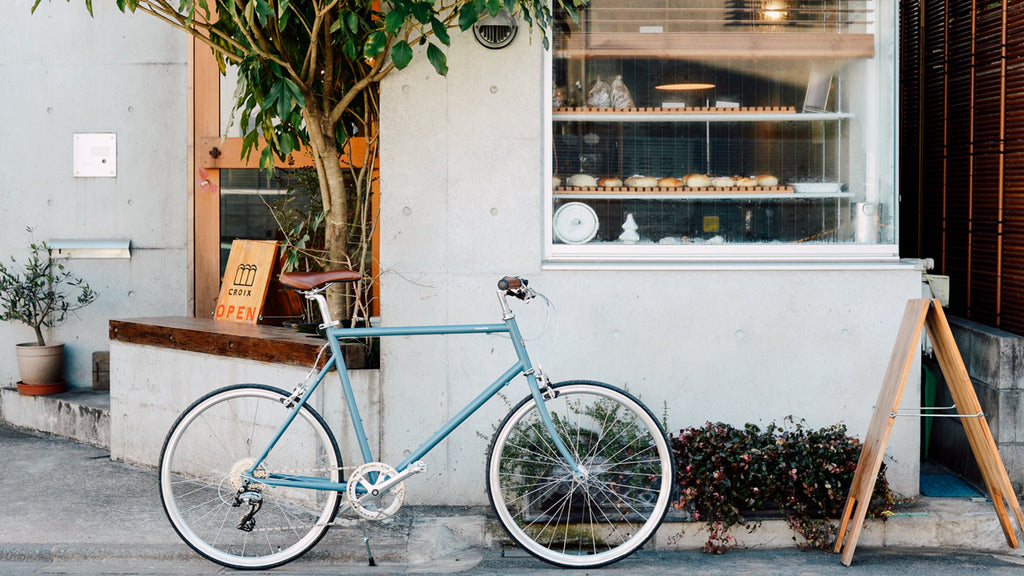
<box><xmin>498</xmin><ymin>276</ymin><xmax>533</xmax><ymax>300</ymax></box>
<box><xmin>497</xmin><ymin>276</ymin><xmax>524</xmax><ymax>291</ymax></box>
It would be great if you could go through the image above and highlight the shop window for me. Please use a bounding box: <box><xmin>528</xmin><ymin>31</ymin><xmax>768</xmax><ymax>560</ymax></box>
<box><xmin>546</xmin><ymin>0</ymin><xmax>897</xmax><ymax>263</ymax></box>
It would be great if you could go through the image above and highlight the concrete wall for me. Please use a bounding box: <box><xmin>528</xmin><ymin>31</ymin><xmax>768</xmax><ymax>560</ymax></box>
<box><xmin>928</xmin><ymin>317</ymin><xmax>1024</xmax><ymax>492</ymax></box>
<box><xmin>1</xmin><ymin>4</ymin><xmax>189</xmax><ymax>388</ymax></box>
<box><xmin>377</xmin><ymin>32</ymin><xmax>923</xmax><ymax>503</ymax></box>
<box><xmin>110</xmin><ymin>340</ymin><xmax>380</xmax><ymax>469</ymax></box>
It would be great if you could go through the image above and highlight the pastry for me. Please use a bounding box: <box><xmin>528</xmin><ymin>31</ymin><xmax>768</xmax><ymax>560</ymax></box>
<box><xmin>588</xmin><ymin>77</ymin><xmax>611</xmax><ymax>109</ymax></box>
<box><xmin>711</xmin><ymin>176</ymin><xmax>736</xmax><ymax>187</ymax></box>
<box><xmin>552</xmin><ymin>176</ymin><xmax>561</xmax><ymax>188</ymax></box>
<box><xmin>625</xmin><ymin>176</ymin><xmax>658</xmax><ymax>188</ymax></box>
<box><xmin>610</xmin><ymin>75</ymin><xmax>634</xmax><ymax>109</ymax></box>
<box><xmin>657</xmin><ymin>177</ymin><xmax>683</xmax><ymax>188</ymax></box>
<box><xmin>685</xmin><ymin>174</ymin><xmax>712</xmax><ymax>188</ymax></box>
<box><xmin>756</xmin><ymin>174</ymin><xmax>779</xmax><ymax>187</ymax></box>
<box><xmin>567</xmin><ymin>174</ymin><xmax>598</xmax><ymax>187</ymax></box>
<box><xmin>598</xmin><ymin>177</ymin><xmax>623</xmax><ymax>188</ymax></box>
<box><xmin>736</xmin><ymin>177</ymin><xmax>758</xmax><ymax>187</ymax></box>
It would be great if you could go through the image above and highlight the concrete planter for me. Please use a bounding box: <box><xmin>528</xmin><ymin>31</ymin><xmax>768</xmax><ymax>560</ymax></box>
<box><xmin>15</xmin><ymin>342</ymin><xmax>67</xmax><ymax>395</ymax></box>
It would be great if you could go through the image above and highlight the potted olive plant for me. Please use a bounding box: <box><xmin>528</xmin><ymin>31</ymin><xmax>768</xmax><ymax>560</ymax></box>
<box><xmin>0</xmin><ymin>231</ymin><xmax>97</xmax><ymax>395</ymax></box>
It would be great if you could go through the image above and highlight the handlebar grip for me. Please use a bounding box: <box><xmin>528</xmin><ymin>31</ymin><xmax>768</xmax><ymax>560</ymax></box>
<box><xmin>498</xmin><ymin>276</ymin><xmax>525</xmax><ymax>291</ymax></box>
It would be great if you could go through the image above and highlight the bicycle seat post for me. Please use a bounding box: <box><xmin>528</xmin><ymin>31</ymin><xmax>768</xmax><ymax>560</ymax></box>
<box><xmin>305</xmin><ymin>287</ymin><xmax>339</xmax><ymax>329</ymax></box>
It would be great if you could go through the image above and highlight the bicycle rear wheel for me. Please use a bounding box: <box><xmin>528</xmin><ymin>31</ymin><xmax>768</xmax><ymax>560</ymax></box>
<box><xmin>159</xmin><ymin>384</ymin><xmax>342</xmax><ymax>570</ymax></box>
<box><xmin>487</xmin><ymin>381</ymin><xmax>674</xmax><ymax>568</ymax></box>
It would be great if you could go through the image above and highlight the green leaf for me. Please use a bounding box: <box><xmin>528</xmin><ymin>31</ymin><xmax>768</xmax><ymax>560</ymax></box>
<box><xmin>278</xmin><ymin>131</ymin><xmax>295</xmax><ymax>154</ymax></box>
<box><xmin>426</xmin><ymin>43</ymin><xmax>447</xmax><ymax>76</ymax></box>
<box><xmin>259</xmin><ymin>145</ymin><xmax>275</xmax><ymax>172</ymax></box>
<box><xmin>486</xmin><ymin>0</ymin><xmax>502</xmax><ymax>16</ymax></box>
<box><xmin>347</xmin><ymin>12</ymin><xmax>360</xmax><ymax>33</ymax></box>
<box><xmin>254</xmin><ymin>0</ymin><xmax>274</xmax><ymax>26</ymax></box>
<box><xmin>284</xmin><ymin>78</ymin><xmax>305</xmax><ymax>107</ymax></box>
<box><xmin>391</xmin><ymin>41</ymin><xmax>413</xmax><ymax>69</ymax></box>
<box><xmin>458</xmin><ymin>3</ymin><xmax>479</xmax><ymax>31</ymax></box>
<box><xmin>363</xmin><ymin>30</ymin><xmax>388</xmax><ymax>58</ymax></box>
<box><xmin>430</xmin><ymin>17</ymin><xmax>451</xmax><ymax>46</ymax></box>
<box><xmin>343</xmin><ymin>39</ymin><xmax>358</xmax><ymax>60</ymax></box>
<box><xmin>384</xmin><ymin>7</ymin><xmax>407</xmax><ymax>35</ymax></box>
<box><xmin>410</xmin><ymin>2</ymin><xmax>432</xmax><ymax>24</ymax></box>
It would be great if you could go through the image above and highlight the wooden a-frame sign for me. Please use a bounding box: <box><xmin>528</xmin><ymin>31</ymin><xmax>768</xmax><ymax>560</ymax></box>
<box><xmin>834</xmin><ymin>299</ymin><xmax>1024</xmax><ymax>566</ymax></box>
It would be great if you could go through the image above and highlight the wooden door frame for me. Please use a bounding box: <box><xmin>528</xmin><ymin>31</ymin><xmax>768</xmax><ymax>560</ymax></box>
<box><xmin>188</xmin><ymin>37</ymin><xmax>378</xmax><ymax>318</ymax></box>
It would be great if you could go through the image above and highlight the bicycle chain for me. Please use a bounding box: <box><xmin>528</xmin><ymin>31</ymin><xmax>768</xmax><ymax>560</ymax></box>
<box><xmin>229</xmin><ymin>463</ymin><xmax>395</xmax><ymax>532</ymax></box>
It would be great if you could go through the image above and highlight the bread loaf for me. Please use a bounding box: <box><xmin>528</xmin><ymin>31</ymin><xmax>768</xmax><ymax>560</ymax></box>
<box><xmin>625</xmin><ymin>176</ymin><xmax>658</xmax><ymax>188</ymax></box>
<box><xmin>685</xmin><ymin>174</ymin><xmax>712</xmax><ymax>188</ymax></box>
<box><xmin>567</xmin><ymin>174</ymin><xmax>598</xmax><ymax>187</ymax></box>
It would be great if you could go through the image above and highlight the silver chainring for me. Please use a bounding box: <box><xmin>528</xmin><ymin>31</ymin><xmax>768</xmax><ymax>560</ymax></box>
<box><xmin>346</xmin><ymin>462</ymin><xmax>405</xmax><ymax>520</ymax></box>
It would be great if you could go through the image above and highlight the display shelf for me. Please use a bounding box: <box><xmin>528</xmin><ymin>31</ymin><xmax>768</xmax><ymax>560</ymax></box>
<box><xmin>553</xmin><ymin>108</ymin><xmax>853</xmax><ymax>122</ymax></box>
<box><xmin>553</xmin><ymin>186</ymin><xmax>856</xmax><ymax>201</ymax></box>
<box><xmin>554</xmin><ymin>32</ymin><xmax>875</xmax><ymax>59</ymax></box>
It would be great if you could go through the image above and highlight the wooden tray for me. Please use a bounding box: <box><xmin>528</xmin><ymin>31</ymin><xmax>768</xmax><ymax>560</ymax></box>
<box><xmin>553</xmin><ymin>106</ymin><xmax>797</xmax><ymax>115</ymax></box>
<box><xmin>555</xmin><ymin>185</ymin><xmax>794</xmax><ymax>195</ymax></box>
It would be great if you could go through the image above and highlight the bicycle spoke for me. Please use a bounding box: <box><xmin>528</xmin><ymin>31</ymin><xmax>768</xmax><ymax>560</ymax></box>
<box><xmin>160</xmin><ymin>385</ymin><xmax>342</xmax><ymax>570</ymax></box>
<box><xmin>488</xmin><ymin>382</ymin><xmax>672</xmax><ymax>568</ymax></box>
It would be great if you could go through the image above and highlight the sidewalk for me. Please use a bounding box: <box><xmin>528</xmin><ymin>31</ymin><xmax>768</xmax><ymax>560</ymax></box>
<box><xmin>1</xmin><ymin>392</ymin><xmax>1024</xmax><ymax>572</ymax></box>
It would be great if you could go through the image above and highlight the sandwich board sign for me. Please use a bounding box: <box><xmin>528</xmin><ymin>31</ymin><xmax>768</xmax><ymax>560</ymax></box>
<box><xmin>214</xmin><ymin>240</ymin><xmax>278</xmax><ymax>324</ymax></box>
<box><xmin>834</xmin><ymin>299</ymin><xmax>1024</xmax><ymax>565</ymax></box>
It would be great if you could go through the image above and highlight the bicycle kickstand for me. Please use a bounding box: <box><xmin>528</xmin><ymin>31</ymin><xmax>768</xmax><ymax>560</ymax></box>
<box><xmin>360</xmin><ymin>522</ymin><xmax>376</xmax><ymax>566</ymax></box>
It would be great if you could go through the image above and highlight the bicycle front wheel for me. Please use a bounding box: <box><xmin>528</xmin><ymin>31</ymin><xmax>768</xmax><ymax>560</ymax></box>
<box><xmin>159</xmin><ymin>384</ymin><xmax>343</xmax><ymax>570</ymax></box>
<box><xmin>487</xmin><ymin>381</ymin><xmax>674</xmax><ymax>568</ymax></box>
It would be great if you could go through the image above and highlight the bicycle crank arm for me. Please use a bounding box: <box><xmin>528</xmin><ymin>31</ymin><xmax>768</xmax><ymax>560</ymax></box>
<box><xmin>362</xmin><ymin>461</ymin><xmax>427</xmax><ymax>497</ymax></box>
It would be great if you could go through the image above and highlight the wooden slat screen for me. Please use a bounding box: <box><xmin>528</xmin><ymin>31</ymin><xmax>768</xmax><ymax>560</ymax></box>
<box><xmin>898</xmin><ymin>0</ymin><xmax>922</xmax><ymax>257</ymax></box>
<box><xmin>901</xmin><ymin>0</ymin><xmax>1024</xmax><ymax>334</ymax></box>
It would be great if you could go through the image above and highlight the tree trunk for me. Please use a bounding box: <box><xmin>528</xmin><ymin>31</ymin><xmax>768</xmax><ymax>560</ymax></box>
<box><xmin>303</xmin><ymin>102</ymin><xmax>352</xmax><ymax>320</ymax></box>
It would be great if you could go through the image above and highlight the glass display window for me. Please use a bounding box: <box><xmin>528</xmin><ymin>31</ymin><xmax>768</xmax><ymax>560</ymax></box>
<box><xmin>545</xmin><ymin>0</ymin><xmax>896</xmax><ymax>263</ymax></box>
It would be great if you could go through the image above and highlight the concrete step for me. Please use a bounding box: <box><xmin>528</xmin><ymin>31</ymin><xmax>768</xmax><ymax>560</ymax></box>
<box><xmin>0</xmin><ymin>386</ymin><xmax>110</xmax><ymax>449</ymax></box>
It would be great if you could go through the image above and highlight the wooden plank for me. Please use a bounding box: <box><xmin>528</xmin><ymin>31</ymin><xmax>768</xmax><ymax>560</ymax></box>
<box><xmin>192</xmin><ymin>33</ymin><xmax>223</xmax><ymax>319</ymax></box>
<box><xmin>198</xmin><ymin>136</ymin><xmax>371</xmax><ymax>169</ymax></box>
<box><xmin>214</xmin><ymin>240</ymin><xmax>278</xmax><ymax>324</ymax></box>
<box><xmin>835</xmin><ymin>299</ymin><xmax>1024</xmax><ymax>566</ymax></box>
<box><xmin>834</xmin><ymin>299</ymin><xmax>930</xmax><ymax>566</ymax></box>
<box><xmin>109</xmin><ymin>317</ymin><xmax>326</xmax><ymax>367</ymax></box>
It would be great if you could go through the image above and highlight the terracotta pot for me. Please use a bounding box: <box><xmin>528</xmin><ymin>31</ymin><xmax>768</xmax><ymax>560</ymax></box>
<box><xmin>15</xmin><ymin>342</ymin><xmax>65</xmax><ymax>387</ymax></box>
<box><xmin>16</xmin><ymin>380</ymin><xmax>68</xmax><ymax>396</ymax></box>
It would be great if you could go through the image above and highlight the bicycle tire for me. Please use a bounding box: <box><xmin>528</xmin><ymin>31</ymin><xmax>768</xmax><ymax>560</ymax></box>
<box><xmin>159</xmin><ymin>384</ymin><xmax>343</xmax><ymax>570</ymax></box>
<box><xmin>486</xmin><ymin>381</ymin><xmax>674</xmax><ymax>568</ymax></box>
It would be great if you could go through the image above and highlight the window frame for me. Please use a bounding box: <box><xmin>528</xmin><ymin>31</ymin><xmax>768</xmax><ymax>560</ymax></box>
<box><xmin>540</xmin><ymin>4</ymin><xmax>900</xmax><ymax>267</ymax></box>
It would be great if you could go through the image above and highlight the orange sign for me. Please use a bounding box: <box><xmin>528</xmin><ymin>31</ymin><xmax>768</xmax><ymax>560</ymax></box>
<box><xmin>214</xmin><ymin>240</ymin><xmax>278</xmax><ymax>323</ymax></box>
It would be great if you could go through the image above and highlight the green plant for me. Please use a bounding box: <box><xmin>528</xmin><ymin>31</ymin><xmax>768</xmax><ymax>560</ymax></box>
<box><xmin>672</xmin><ymin>418</ymin><xmax>898</xmax><ymax>554</ymax></box>
<box><xmin>0</xmin><ymin>230</ymin><xmax>98</xmax><ymax>347</ymax></box>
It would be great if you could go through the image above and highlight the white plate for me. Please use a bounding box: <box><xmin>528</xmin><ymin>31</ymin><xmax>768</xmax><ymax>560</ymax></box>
<box><xmin>792</xmin><ymin>182</ymin><xmax>843</xmax><ymax>194</ymax></box>
<box><xmin>553</xmin><ymin>202</ymin><xmax>599</xmax><ymax>244</ymax></box>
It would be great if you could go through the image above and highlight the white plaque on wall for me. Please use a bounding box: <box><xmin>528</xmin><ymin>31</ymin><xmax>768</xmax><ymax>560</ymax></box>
<box><xmin>73</xmin><ymin>133</ymin><xmax>117</xmax><ymax>178</ymax></box>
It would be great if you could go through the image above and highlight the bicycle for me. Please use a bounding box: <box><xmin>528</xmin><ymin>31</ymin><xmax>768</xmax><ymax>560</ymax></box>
<box><xmin>158</xmin><ymin>273</ymin><xmax>675</xmax><ymax>570</ymax></box>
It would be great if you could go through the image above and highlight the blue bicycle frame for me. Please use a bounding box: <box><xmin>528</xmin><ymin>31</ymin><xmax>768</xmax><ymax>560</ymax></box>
<box><xmin>246</xmin><ymin>299</ymin><xmax>579</xmax><ymax>493</ymax></box>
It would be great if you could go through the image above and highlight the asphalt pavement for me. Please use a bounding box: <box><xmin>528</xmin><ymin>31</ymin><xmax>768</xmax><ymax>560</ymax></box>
<box><xmin>3</xmin><ymin>423</ymin><xmax>1024</xmax><ymax>576</ymax></box>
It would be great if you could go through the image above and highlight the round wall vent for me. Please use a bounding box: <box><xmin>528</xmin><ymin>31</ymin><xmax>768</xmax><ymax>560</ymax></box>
<box><xmin>473</xmin><ymin>11</ymin><xmax>518</xmax><ymax>49</ymax></box>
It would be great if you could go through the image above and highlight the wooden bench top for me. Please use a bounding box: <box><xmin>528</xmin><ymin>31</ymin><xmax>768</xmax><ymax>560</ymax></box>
<box><xmin>109</xmin><ymin>317</ymin><xmax>372</xmax><ymax>368</ymax></box>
